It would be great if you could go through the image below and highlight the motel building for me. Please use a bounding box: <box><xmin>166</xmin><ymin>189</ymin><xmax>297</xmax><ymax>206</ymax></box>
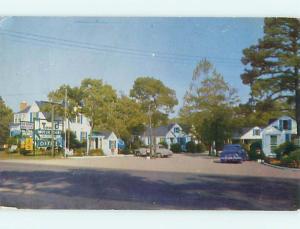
<box><xmin>10</xmin><ymin>101</ymin><xmax>91</xmax><ymax>151</ymax></box>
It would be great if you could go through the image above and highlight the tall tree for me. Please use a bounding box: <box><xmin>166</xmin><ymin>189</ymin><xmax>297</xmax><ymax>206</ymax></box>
<box><xmin>241</xmin><ymin>18</ymin><xmax>300</xmax><ymax>134</ymax></box>
<box><xmin>0</xmin><ymin>97</ymin><xmax>13</xmax><ymax>145</ymax></box>
<box><xmin>113</xmin><ymin>95</ymin><xmax>146</xmax><ymax>145</ymax></box>
<box><xmin>180</xmin><ymin>60</ymin><xmax>239</xmax><ymax>149</ymax></box>
<box><xmin>130</xmin><ymin>77</ymin><xmax>178</xmax><ymax>127</ymax></box>
<box><xmin>80</xmin><ymin>78</ymin><xmax>117</xmax><ymax>153</ymax></box>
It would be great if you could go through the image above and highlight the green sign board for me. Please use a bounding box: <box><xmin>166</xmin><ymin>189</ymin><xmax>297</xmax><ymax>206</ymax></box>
<box><xmin>36</xmin><ymin>139</ymin><xmax>58</xmax><ymax>148</ymax></box>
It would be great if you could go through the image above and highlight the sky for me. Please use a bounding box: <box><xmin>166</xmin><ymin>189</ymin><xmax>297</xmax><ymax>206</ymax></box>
<box><xmin>0</xmin><ymin>17</ymin><xmax>264</xmax><ymax>115</ymax></box>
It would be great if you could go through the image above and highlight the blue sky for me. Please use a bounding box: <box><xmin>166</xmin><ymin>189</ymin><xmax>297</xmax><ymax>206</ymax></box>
<box><xmin>0</xmin><ymin>17</ymin><xmax>264</xmax><ymax>115</ymax></box>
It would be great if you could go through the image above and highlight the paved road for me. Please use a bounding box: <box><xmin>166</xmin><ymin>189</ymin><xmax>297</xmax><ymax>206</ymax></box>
<box><xmin>0</xmin><ymin>154</ymin><xmax>299</xmax><ymax>210</ymax></box>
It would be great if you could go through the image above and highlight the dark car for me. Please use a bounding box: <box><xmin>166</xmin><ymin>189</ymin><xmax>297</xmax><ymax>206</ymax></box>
<box><xmin>220</xmin><ymin>144</ymin><xmax>248</xmax><ymax>163</ymax></box>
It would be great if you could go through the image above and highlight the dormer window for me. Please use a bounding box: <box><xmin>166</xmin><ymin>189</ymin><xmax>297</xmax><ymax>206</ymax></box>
<box><xmin>279</xmin><ymin>119</ymin><xmax>292</xmax><ymax>130</ymax></box>
<box><xmin>253</xmin><ymin>129</ymin><xmax>260</xmax><ymax>136</ymax></box>
<box><xmin>174</xmin><ymin>127</ymin><xmax>180</xmax><ymax>133</ymax></box>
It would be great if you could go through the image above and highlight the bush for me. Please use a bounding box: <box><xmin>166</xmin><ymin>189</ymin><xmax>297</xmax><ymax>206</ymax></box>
<box><xmin>197</xmin><ymin>143</ymin><xmax>206</xmax><ymax>153</ymax></box>
<box><xmin>248</xmin><ymin>141</ymin><xmax>265</xmax><ymax>160</ymax></box>
<box><xmin>89</xmin><ymin>149</ymin><xmax>104</xmax><ymax>156</ymax></box>
<box><xmin>19</xmin><ymin>148</ymin><xmax>31</xmax><ymax>156</ymax></box>
<box><xmin>170</xmin><ymin>143</ymin><xmax>181</xmax><ymax>153</ymax></box>
<box><xmin>186</xmin><ymin>141</ymin><xmax>206</xmax><ymax>153</ymax></box>
<box><xmin>281</xmin><ymin>150</ymin><xmax>300</xmax><ymax>168</ymax></box>
<box><xmin>186</xmin><ymin>141</ymin><xmax>197</xmax><ymax>153</ymax></box>
<box><xmin>274</xmin><ymin>142</ymin><xmax>298</xmax><ymax>159</ymax></box>
<box><xmin>159</xmin><ymin>141</ymin><xmax>168</xmax><ymax>149</ymax></box>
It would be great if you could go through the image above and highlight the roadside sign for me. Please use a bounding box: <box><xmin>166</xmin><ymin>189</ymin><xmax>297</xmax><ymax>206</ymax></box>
<box><xmin>35</xmin><ymin>129</ymin><xmax>62</xmax><ymax>138</ymax></box>
<box><xmin>25</xmin><ymin>138</ymin><xmax>33</xmax><ymax>151</ymax></box>
<box><xmin>36</xmin><ymin>139</ymin><xmax>57</xmax><ymax>148</ymax></box>
<box><xmin>20</xmin><ymin>121</ymin><xmax>34</xmax><ymax>130</ymax></box>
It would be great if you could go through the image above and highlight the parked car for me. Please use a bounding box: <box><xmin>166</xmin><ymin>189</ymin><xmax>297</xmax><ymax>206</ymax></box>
<box><xmin>134</xmin><ymin>145</ymin><xmax>173</xmax><ymax>158</ymax></box>
<box><xmin>220</xmin><ymin>144</ymin><xmax>247</xmax><ymax>163</ymax></box>
<box><xmin>134</xmin><ymin>147</ymin><xmax>150</xmax><ymax>157</ymax></box>
<box><xmin>154</xmin><ymin>145</ymin><xmax>173</xmax><ymax>158</ymax></box>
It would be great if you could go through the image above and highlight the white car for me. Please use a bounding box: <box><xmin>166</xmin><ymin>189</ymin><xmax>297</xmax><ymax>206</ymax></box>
<box><xmin>154</xmin><ymin>145</ymin><xmax>173</xmax><ymax>158</ymax></box>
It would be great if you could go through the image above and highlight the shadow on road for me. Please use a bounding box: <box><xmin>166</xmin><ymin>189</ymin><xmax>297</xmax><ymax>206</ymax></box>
<box><xmin>0</xmin><ymin>167</ymin><xmax>299</xmax><ymax>210</ymax></box>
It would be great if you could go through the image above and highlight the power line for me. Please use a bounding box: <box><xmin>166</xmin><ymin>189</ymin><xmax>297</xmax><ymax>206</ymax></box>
<box><xmin>0</xmin><ymin>28</ymin><xmax>242</xmax><ymax>66</ymax></box>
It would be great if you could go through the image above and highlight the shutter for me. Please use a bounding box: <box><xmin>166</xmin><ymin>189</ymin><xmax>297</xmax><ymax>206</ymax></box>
<box><xmin>288</xmin><ymin>120</ymin><xmax>292</xmax><ymax>130</ymax></box>
<box><xmin>80</xmin><ymin>115</ymin><xmax>83</xmax><ymax>124</ymax></box>
<box><xmin>279</xmin><ymin>120</ymin><xmax>283</xmax><ymax>130</ymax></box>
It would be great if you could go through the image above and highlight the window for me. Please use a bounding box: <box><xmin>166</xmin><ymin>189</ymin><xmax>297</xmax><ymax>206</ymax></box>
<box><xmin>280</xmin><ymin>119</ymin><xmax>292</xmax><ymax>130</ymax></box>
<box><xmin>253</xmin><ymin>129</ymin><xmax>260</xmax><ymax>136</ymax></box>
<box><xmin>80</xmin><ymin>131</ymin><xmax>87</xmax><ymax>142</ymax></box>
<box><xmin>270</xmin><ymin>135</ymin><xmax>278</xmax><ymax>153</ymax></box>
<box><xmin>174</xmin><ymin>127</ymin><xmax>180</xmax><ymax>133</ymax></box>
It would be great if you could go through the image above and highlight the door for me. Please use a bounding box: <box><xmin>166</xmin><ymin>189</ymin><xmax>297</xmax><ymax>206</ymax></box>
<box><xmin>270</xmin><ymin>135</ymin><xmax>277</xmax><ymax>154</ymax></box>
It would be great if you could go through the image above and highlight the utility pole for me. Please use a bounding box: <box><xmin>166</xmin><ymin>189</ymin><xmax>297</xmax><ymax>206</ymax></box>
<box><xmin>148</xmin><ymin>104</ymin><xmax>153</xmax><ymax>157</ymax></box>
<box><xmin>51</xmin><ymin>103</ymin><xmax>55</xmax><ymax>157</ymax></box>
<box><xmin>64</xmin><ymin>87</ymin><xmax>67</xmax><ymax>157</ymax></box>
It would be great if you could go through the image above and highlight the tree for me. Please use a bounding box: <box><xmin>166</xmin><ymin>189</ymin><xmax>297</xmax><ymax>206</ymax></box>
<box><xmin>180</xmin><ymin>59</ymin><xmax>239</xmax><ymax>149</ymax></box>
<box><xmin>113</xmin><ymin>95</ymin><xmax>146</xmax><ymax>146</ymax></box>
<box><xmin>130</xmin><ymin>77</ymin><xmax>178</xmax><ymax>127</ymax></box>
<box><xmin>241</xmin><ymin>18</ymin><xmax>300</xmax><ymax>135</ymax></box>
<box><xmin>0</xmin><ymin>97</ymin><xmax>13</xmax><ymax>145</ymax></box>
<box><xmin>80</xmin><ymin>78</ymin><xmax>117</xmax><ymax>154</ymax></box>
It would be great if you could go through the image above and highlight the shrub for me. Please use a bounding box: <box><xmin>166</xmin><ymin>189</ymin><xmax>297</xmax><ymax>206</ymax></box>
<box><xmin>248</xmin><ymin>141</ymin><xmax>265</xmax><ymax>160</ymax></box>
<box><xmin>274</xmin><ymin>142</ymin><xmax>298</xmax><ymax>159</ymax></box>
<box><xmin>282</xmin><ymin>150</ymin><xmax>300</xmax><ymax>168</ymax></box>
<box><xmin>159</xmin><ymin>141</ymin><xmax>168</xmax><ymax>149</ymax></box>
<box><xmin>19</xmin><ymin>148</ymin><xmax>31</xmax><ymax>156</ymax></box>
<box><xmin>186</xmin><ymin>141</ymin><xmax>197</xmax><ymax>153</ymax></box>
<box><xmin>186</xmin><ymin>141</ymin><xmax>206</xmax><ymax>153</ymax></box>
<box><xmin>89</xmin><ymin>149</ymin><xmax>104</xmax><ymax>156</ymax></box>
<box><xmin>197</xmin><ymin>143</ymin><xmax>206</xmax><ymax>153</ymax></box>
<box><xmin>170</xmin><ymin>143</ymin><xmax>181</xmax><ymax>153</ymax></box>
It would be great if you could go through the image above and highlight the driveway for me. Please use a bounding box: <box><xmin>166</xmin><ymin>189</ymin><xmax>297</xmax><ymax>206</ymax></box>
<box><xmin>0</xmin><ymin>154</ymin><xmax>299</xmax><ymax>210</ymax></box>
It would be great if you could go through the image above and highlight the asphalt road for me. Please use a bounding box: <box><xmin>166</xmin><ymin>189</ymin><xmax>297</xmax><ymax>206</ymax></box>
<box><xmin>0</xmin><ymin>154</ymin><xmax>299</xmax><ymax>210</ymax></box>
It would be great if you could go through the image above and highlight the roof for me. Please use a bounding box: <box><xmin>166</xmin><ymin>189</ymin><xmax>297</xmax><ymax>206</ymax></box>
<box><xmin>92</xmin><ymin>131</ymin><xmax>113</xmax><ymax>139</ymax></box>
<box><xmin>143</xmin><ymin>123</ymin><xmax>176</xmax><ymax>137</ymax></box>
<box><xmin>16</xmin><ymin>105</ymin><xmax>31</xmax><ymax>114</ymax></box>
<box><xmin>232</xmin><ymin>126</ymin><xmax>263</xmax><ymax>139</ymax></box>
<box><xmin>35</xmin><ymin>101</ymin><xmax>63</xmax><ymax>122</ymax></box>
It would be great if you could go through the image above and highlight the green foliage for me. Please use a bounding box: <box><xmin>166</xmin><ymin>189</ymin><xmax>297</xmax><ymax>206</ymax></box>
<box><xmin>6</xmin><ymin>136</ymin><xmax>18</xmax><ymax>146</ymax></box>
<box><xmin>89</xmin><ymin>149</ymin><xmax>104</xmax><ymax>156</ymax></box>
<box><xmin>281</xmin><ymin>150</ymin><xmax>300</xmax><ymax>168</ymax></box>
<box><xmin>179</xmin><ymin>60</ymin><xmax>239</xmax><ymax>149</ymax></box>
<box><xmin>248</xmin><ymin>141</ymin><xmax>265</xmax><ymax>160</ymax></box>
<box><xmin>274</xmin><ymin>142</ymin><xmax>298</xmax><ymax>159</ymax></box>
<box><xmin>130</xmin><ymin>76</ymin><xmax>178</xmax><ymax>127</ymax></box>
<box><xmin>186</xmin><ymin>141</ymin><xmax>206</xmax><ymax>153</ymax></box>
<box><xmin>241</xmin><ymin>18</ymin><xmax>300</xmax><ymax>133</ymax></box>
<box><xmin>0</xmin><ymin>97</ymin><xmax>13</xmax><ymax>145</ymax></box>
<box><xmin>113</xmin><ymin>95</ymin><xmax>146</xmax><ymax>144</ymax></box>
<box><xmin>159</xmin><ymin>141</ymin><xmax>168</xmax><ymax>149</ymax></box>
<box><xmin>170</xmin><ymin>143</ymin><xmax>181</xmax><ymax>153</ymax></box>
<box><xmin>63</xmin><ymin>130</ymin><xmax>84</xmax><ymax>149</ymax></box>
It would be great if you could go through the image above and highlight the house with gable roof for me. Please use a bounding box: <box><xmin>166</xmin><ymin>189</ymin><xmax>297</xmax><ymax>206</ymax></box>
<box><xmin>262</xmin><ymin>115</ymin><xmax>297</xmax><ymax>157</ymax></box>
<box><xmin>140</xmin><ymin>123</ymin><xmax>191</xmax><ymax>150</ymax></box>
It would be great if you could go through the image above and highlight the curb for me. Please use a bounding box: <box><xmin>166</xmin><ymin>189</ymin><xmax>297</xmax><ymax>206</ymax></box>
<box><xmin>262</xmin><ymin>162</ymin><xmax>300</xmax><ymax>172</ymax></box>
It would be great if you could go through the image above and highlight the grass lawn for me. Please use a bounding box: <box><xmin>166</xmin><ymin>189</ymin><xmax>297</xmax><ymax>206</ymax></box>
<box><xmin>0</xmin><ymin>151</ymin><xmax>64</xmax><ymax>160</ymax></box>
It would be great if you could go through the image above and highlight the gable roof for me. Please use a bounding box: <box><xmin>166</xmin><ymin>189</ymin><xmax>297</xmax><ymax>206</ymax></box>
<box><xmin>232</xmin><ymin>126</ymin><xmax>263</xmax><ymax>139</ymax></box>
<box><xmin>16</xmin><ymin>105</ymin><xmax>31</xmax><ymax>114</ymax></box>
<box><xmin>143</xmin><ymin>123</ymin><xmax>178</xmax><ymax>137</ymax></box>
<box><xmin>266</xmin><ymin>115</ymin><xmax>295</xmax><ymax>129</ymax></box>
<box><xmin>92</xmin><ymin>131</ymin><xmax>113</xmax><ymax>139</ymax></box>
<box><xmin>35</xmin><ymin>101</ymin><xmax>64</xmax><ymax>122</ymax></box>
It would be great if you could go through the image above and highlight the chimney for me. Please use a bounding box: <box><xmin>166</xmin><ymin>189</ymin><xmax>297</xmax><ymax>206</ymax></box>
<box><xmin>19</xmin><ymin>101</ymin><xmax>28</xmax><ymax>111</ymax></box>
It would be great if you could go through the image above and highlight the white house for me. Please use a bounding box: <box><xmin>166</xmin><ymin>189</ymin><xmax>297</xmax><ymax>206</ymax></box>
<box><xmin>10</xmin><ymin>101</ymin><xmax>91</xmax><ymax>148</ymax></box>
<box><xmin>232</xmin><ymin>126</ymin><xmax>263</xmax><ymax>144</ymax></box>
<box><xmin>262</xmin><ymin>115</ymin><xmax>297</xmax><ymax>157</ymax></box>
<box><xmin>90</xmin><ymin>131</ymin><xmax>118</xmax><ymax>156</ymax></box>
<box><xmin>140</xmin><ymin>123</ymin><xmax>191</xmax><ymax>150</ymax></box>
